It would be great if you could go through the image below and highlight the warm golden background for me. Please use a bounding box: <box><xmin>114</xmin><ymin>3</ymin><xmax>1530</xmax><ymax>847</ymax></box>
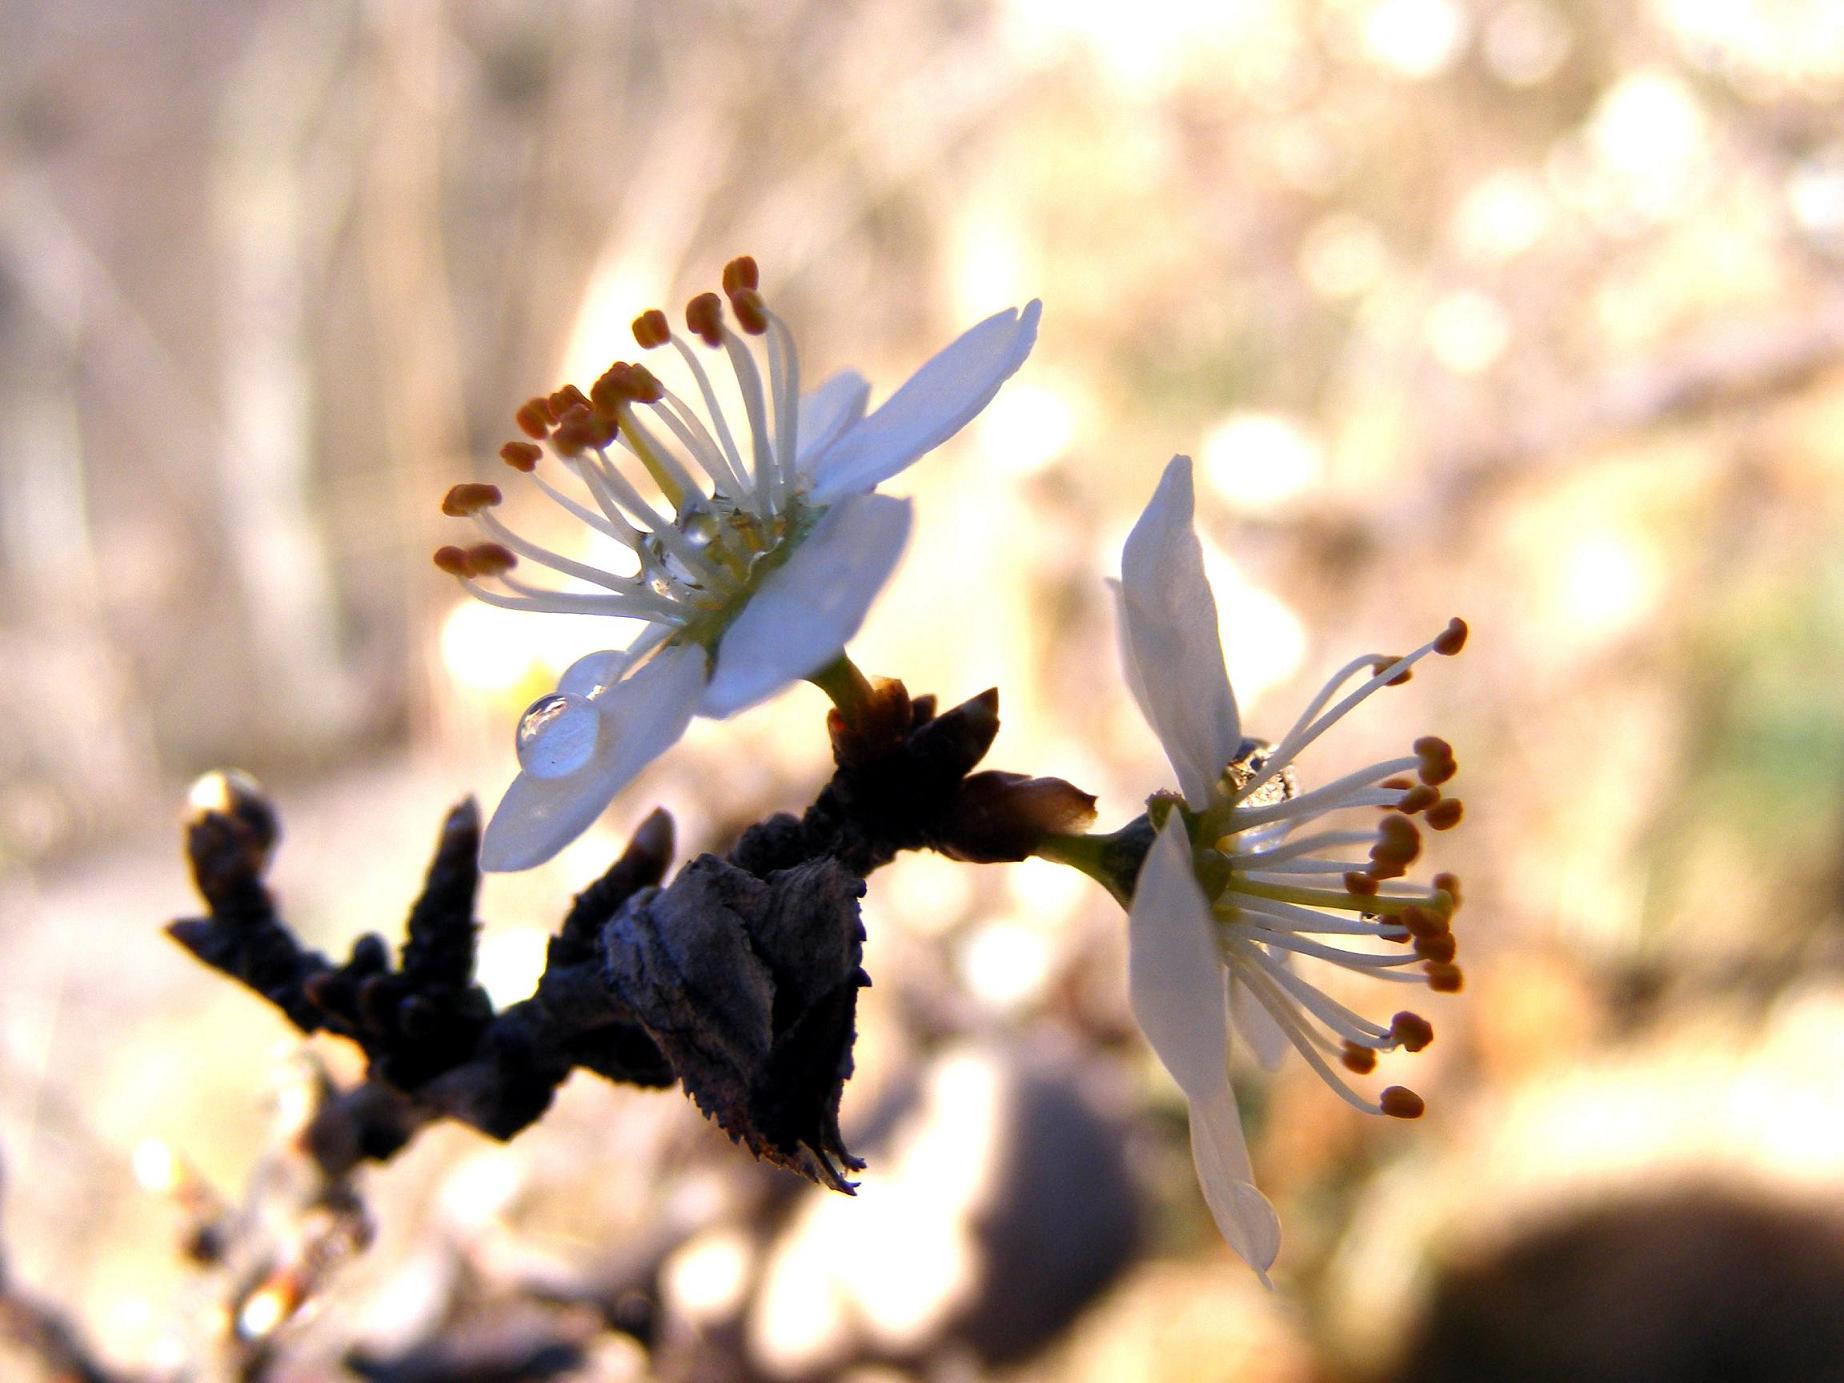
<box><xmin>5</xmin><ymin>0</ymin><xmax>1844</xmax><ymax>1378</ymax></box>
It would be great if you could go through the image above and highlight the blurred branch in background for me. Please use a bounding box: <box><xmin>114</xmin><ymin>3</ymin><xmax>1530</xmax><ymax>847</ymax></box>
<box><xmin>214</xmin><ymin>0</ymin><xmax>364</xmax><ymax>747</ymax></box>
<box><xmin>0</xmin><ymin>1153</ymin><xmax>119</xmax><ymax>1383</ymax></box>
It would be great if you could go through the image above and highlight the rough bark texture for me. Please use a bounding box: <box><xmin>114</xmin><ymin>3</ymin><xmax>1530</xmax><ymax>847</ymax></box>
<box><xmin>168</xmin><ymin>681</ymin><xmax>1095</xmax><ymax>1187</ymax></box>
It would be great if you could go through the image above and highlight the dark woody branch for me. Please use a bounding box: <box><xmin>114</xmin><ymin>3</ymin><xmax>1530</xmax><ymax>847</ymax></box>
<box><xmin>1</xmin><ymin>1154</ymin><xmax>128</xmax><ymax>1382</ymax></box>
<box><xmin>170</xmin><ymin>784</ymin><xmax>679</xmax><ymax>1176</ymax></box>
<box><xmin>732</xmin><ymin>681</ymin><xmax>1096</xmax><ymax>876</ymax></box>
<box><xmin>168</xmin><ymin>683</ymin><xmax>1095</xmax><ymax>1189</ymax></box>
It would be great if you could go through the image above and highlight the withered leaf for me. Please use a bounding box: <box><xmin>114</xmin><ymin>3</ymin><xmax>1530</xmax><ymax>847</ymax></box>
<box><xmin>602</xmin><ymin>853</ymin><xmax>869</xmax><ymax>1190</ymax></box>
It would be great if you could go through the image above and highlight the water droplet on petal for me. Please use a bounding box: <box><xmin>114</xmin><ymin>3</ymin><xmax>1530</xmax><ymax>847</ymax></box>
<box><xmin>558</xmin><ymin>649</ymin><xmax>629</xmax><ymax>698</ymax></box>
<box><xmin>515</xmin><ymin>692</ymin><xmax>599</xmax><ymax>779</ymax></box>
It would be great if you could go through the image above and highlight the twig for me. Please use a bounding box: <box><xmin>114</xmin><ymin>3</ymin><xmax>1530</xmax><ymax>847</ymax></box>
<box><xmin>0</xmin><ymin>1156</ymin><xmax>127</xmax><ymax>1383</ymax></box>
<box><xmin>169</xmin><ymin>684</ymin><xmax>1095</xmax><ymax>1188</ymax></box>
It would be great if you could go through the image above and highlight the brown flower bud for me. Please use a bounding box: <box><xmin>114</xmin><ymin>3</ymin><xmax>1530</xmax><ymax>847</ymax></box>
<box><xmin>938</xmin><ymin>771</ymin><xmax>1099</xmax><ymax>864</ymax></box>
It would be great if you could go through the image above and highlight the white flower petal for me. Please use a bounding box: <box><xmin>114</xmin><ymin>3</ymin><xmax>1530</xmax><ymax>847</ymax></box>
<box><xmin>698</xmin><ymin>493</ymin><xmax>912</xmax><ymax>718</ymax></box>
<box><xmin>807</xmin><ymin>301</ymin><xmax>1043</xmax><ymax>501</ymax></box>
<box><xmin>794</xmin><ymin>371</ymin><xmax>870</xmax><ymax>475</ymax></box>
<box><xmin>557</xmin><ymin>647</ymin><xmax>636</xmax><ymax>698</ymax></box>
<box><xmin>1128</xmin><ymin>816</ymin><xmax>1229</xmax><ymax>1099</ymax></box>
<box><xmin>1118</xmin><ymin>455</ymin><xmax>1241</xmax><ymax>810</ymax></box>
<box><xmin>1106</xmin><ymin>575</ymin><xmax>1157</xmax><ymax>729</ymax></box>
<box><xmin>1230</xmin><ymin>970</ymin><xmax>1290</xmax><ymax>1073</ymax></box>
<box><xmin>1188</xmin><ymin>1081</ymin><xmax>1281</xmax><ymax>1283</ymax></box>
<box><xmin>480</xmin><ymin>643</ymin><xmax>708</xmax><ymax>871</ymax></box>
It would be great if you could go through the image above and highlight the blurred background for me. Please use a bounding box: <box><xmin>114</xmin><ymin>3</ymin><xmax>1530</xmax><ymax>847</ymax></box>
<box><xmin>4</xmin><ymin>0</ymin><xmax>1844</xmax><ymax>1377</ymax></box>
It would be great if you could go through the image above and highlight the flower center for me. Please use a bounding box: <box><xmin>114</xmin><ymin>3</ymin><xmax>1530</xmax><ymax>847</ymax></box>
<box><xmin>430</xmin><ymin>256</ymin><xmax>821</xmax><ymax>646</ymax></box>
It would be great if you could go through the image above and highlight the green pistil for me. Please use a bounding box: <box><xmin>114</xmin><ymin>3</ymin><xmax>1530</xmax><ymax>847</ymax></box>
<box><xmin>672</xmin><ymin>497</ymin><xmax>819</xmax><ymax>650</ymax></box>
<box><xmin>618</xmin><ymin>417</ymin><xmax>688</xmax><ymax>511</ymax></box>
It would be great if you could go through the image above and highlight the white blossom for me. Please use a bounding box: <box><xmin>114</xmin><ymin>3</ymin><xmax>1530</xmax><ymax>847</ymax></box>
<box><xmin>438</xmin><ymin>259</ymin><xmax>1039</xmax><ymax>870</ymax></box>
<box><xmin>1118</xmin><ymin>455</ymin><xmax>1467</xmax><ymax>1281</ymax></box>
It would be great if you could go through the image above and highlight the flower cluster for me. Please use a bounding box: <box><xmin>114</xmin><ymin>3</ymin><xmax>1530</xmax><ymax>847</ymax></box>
<box><xmin>436</xmin><ymin>257</ymin><xmax>1039</xmax><ymax>869</ymax></box>
<box><xmin>1118</xmin><ymin>455</ymin><xmax>1465</xmax><ymax>1283</ymax></box>
<box><xmin>429</xmin><ymin>270</ymin><xmax>1468</xmax><ymax>1287</ymax></box>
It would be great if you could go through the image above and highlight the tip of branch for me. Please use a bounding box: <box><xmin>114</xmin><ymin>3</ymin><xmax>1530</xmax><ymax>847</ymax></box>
<box><xmin>630</xmin><ymin>806</ymin><xmax>675</xmax><ymax>868</ymax></box>
<box><xmin>183</xmin><ymin>769</ymin><xmax>281</xmax><ymax>908</ymax></box>
<box><xmin>443</xmin><ymin>796</ymin><xmax>481</xmax><ymax>837</ymax></box>
<box><xmin>164</xmin><ymin>916</ymin><xmax>216</xmax><ymax>962</ymax></box>
<box><xmin>907</xmin><ymin>687</ymin><xmax>1002</xmax><ymax>781</ymax></box>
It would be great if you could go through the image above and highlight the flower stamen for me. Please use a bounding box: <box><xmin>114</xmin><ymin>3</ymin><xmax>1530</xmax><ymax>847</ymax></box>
<box><xmin>437</xmin><ymin>261</ymin><xmax>853</xmax><ymax>643</ymax></box>
<box><xmin>437</xmin><ymin>263</ymin><xmax>1039</xmax><ymax>875</ymax></box>
<box><xmin>761</xmin><ymin>307</ymin><xmax>804</xmax><ymax>505</ymax></box>
<box><xmin>1231</xmin><ymin>952</ymin><xmax>1397</xmax><ymax>1115</ymax></box>
<box><xmin>715</xmin><ymin>315</ymin><xmax>780</xmax><ymax>518</ymax></box>
<box><xmin>1390</xmin><ymin>1011</ymin><xmax>1435</xmax><ymax>1051</ymax></box>
<box><xmin>1426</xmin><ymin>962</ymin><xmax>1465</xmax><ymax>993</ymax></box>
<box><xmin>1232</xmin><ymin>618</ymin><xmax>1469</xmax><ymax>807</ymax></box>
<box><xmin>632</xmin><ymin>308</ymin><xmax>671</xmax><ymax>349</ymax></box>
<box><xmin>1425</xmin><ymin>797</ymin><xmax>1464</xmax><ymax>831</ymax></box>
<box><xmin>1194</xmin><ymin>621</ymin><xmax>1466</xmax><ymax>1113</ymax></box>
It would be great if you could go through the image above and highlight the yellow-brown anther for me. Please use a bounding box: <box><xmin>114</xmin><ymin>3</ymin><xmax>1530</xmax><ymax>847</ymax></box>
<box><xmin>515</xmin><ymin>398</ymin><xmax>554</xmax><ymax>440</ymax></box>
<box><xmin>548</xmin><ymin>384</ymin><xmax>590</xmax><ymax>417</ymax></box>
<box><xmin>589</xmin><ymin>366</ymin><xmax>624</xmax><ymax>417</ymax></box>
<box><xmin>1380</xmin><ymin>777</ymin><xmax>1412</xmax><ymax>791</ymax></box>
<box><xmin>1372</xmin><ymin>814</ymin><xmax>1422</xmax><ymax>865</ymax></box>
<box><xmin>1415</xmin><ymin>931</ymin><xmax>1458</xmax><ymax>964</ymax></box>
<box><xmin>1397</xmin><ymin>784</ymin><xmax>1440</xmax><ymax>814</ymax></box>
<box><xmin>552</xmin><ymin>404</ymin><xmax>616</xmax><ymax>454</ymax></box>
<box><xmin>624</xmin><ymin>361</ymin><xmax>663</xmax><ymax>403</ymax></box>
<box><xmin>1379</xmin><ymin>1086</ymin><xmax>1425</xmax><ymax>1119</ymax></box>
<box><xmin>1367</xmin><ymin>817</ymin><xmax>1420</xmax><ymax>881</ymax></box>
<box><xmin>1373</xmin><ymin>656</ymin><xmax>1413</xmax><ymax>687</ymax></box>
<box><xmin>499</xmin><ymin>441</ymin><xmax>542</xmax><ymax>472</ymax></box>
<box><xmin>1425</xmin><ymin>798</ymin><xmax>1464</xmax><ymax>831</ymax></box>
<box><xmin>722</xmin><ymin>255</ymin><xmax>760</xmax><ymax>293</ymax></box>
<box><xmin>464</xmin><ymin>543</ymin><xmax>516</xmax><ymax>577</ymax></box>
<box><xmin>441</xmin><ymin>482</ymin><xmax>502</xmax><ymax>517</ymax></box>
<box><xmin>1390</xmin><ymin>1011</ymin><xmax>1435</xmax><ymax>1051</ymax></box>
<box><xmin>1434</xmin><ymin>617</ymin><xmax>1469</xmax><ymax>656</ymax></box>
<box><xmin>728</xmin><ymin>287</ymin><xmax>768</xmax><ymax>335</ymax></box>
<box><xmin>632</xmin><ymin>308</ymin><xmax>671</xmax><ymax>349</ymax></box>
<box><xmin>686</xmin><ymin>292</ymin><xmax>724</xmax><ymax>347</ymax></box>
<box><xmin>1425</xmin><ymin>962</ymin><xmax>1464</xmax><ymax>993</ymax></box>
<box><xmin>432</xmin><ymin>545</ymin><xmax>472</xmax><ymax>577</ymax></box>
<box><xmin>591</xmin><ymin>361</ymin><xmax>664</xmax><ymax>415</ymax></box>
<box><xmin>1414</xmin><ymin>736</ymin><xmax>1458</xmax><ymax>786</ymax></box>
<box><xmin>1432</xmin><ymin>872</ymin><xmax>1462</xmax><ymax>909</ymax></box>
<box><xmin>1341</xmin><ymin>1042</ymin><xmax>1378</xmax><ymax>1074</ymax></box>
<box><xmin>1400</xmin><ymin>905</ymin><xmax>1449</xmax><ymax>940</ymax></box>
<box><xmin>1344</xmin><ymin>870</ymin><xmax>1380</xmax><ymax>896</ymax></box>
